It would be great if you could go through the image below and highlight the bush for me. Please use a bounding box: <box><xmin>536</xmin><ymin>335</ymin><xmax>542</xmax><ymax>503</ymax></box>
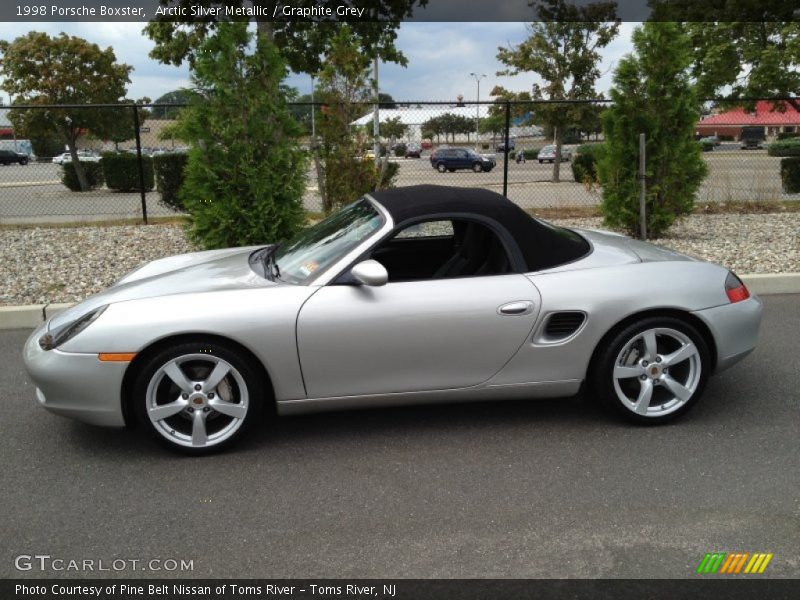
<box><xmin>718</xmin><ymin>134</ymin><xmax>735</xmax><ymax>141</ymax></box>
<box><xmin>393</xmin><ymin>143</ymin><xmax>407</xmax><ymax>157</ymax></box>
<box><xmin>777</xmin><ymin>132</ymin><xmax>798</xmax><ymax>141</ymax></box>
<box><xmin>101</xmin><ymin>151</ymin><xmax>154</xmax><ymax>192</ymax></box>
<box><xmin>767</xmin><ymin>139</ymin><xmax>800</xmax><ymax>157</ymax></box>
<box><xmin>153</xmin><ymin>152</ymin><xmax>188</xmax><ymax>211</ymax></box>
<box><xmin>514</xmin><ymin>146</ymin><xmax>542</xmax><ymax>160</ymax></box>
<box><xmin>780</xmin><ymin>157</ymin><xmax>800</xmax><ymax>193</ymax></box>
<box><xmin>61</xmin><ymin>161</ymin><xmax>104</xmax><ymax>191</ymax></box>
<box><xmin>699</xmin><ymin>140</ymin><xmax>715</xmax><ymax>152</ymax></box>
<box><xmin>571</xmin><ymin>143</ymin><xmax>605</xmax><ymax>183</ymax></box>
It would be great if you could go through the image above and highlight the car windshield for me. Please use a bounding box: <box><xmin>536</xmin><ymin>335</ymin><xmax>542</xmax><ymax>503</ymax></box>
<box><xmin>273</xmin><ymin>198</ymin><xmax>384</xmax><ymax>284</ymax></box>
<box><xmin>541</xmin><ymin>146</ymin><xmax>554</xmax><ymax>152</ymax></box>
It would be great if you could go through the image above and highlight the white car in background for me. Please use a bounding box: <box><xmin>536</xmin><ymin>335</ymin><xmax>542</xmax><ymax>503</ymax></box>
<box><xmin>537</xmin><ymin>145</ymin><xmax>572</xmax><ymax>163</ymax></box>
<box><xmin>52</xmin><ymin>151</ymin><xmax>101</xmax><ymax>165</ymax></box>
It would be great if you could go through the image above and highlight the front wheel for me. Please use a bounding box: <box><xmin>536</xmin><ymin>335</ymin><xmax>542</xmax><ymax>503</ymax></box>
<box><xmin>472</xmin><ymin>162</ymin><xmax>483</xmax><ymax>173</ymax></box>
<box><xmin>134</xmin><ymin>341</ymin><xmax>265</xmax><ymax>454</ymax></box>
<box><xmin>592</xmin><ymin>317</ymin><xmax>710</xmax><ymax>424</ymax></box>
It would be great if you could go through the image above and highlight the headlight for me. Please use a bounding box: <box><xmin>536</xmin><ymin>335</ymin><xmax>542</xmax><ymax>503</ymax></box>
<box><xmin>38</xmin><ymin>305</ymin><xmax>108</xmax><ymax>351</ymax></box>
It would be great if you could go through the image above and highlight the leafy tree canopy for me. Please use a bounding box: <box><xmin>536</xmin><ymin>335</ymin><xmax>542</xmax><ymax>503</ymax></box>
<box><xmin>0</xmin><ymin>31</ymin><xmax>132</xmax><ymax>189</ymax></box>
<box><xmin>144</xmin><ymin>0</ymin><xmax>425</xmax><ymax>74</ymax></box>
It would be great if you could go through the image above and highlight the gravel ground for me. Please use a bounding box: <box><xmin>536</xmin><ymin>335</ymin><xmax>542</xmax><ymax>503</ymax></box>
<box><xmin>1</xmin><ymin>213</ymin><xmax>798</xmax><ymax>306</ymax></box>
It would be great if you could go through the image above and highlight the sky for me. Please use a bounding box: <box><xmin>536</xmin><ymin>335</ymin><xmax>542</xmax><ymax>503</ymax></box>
<box><xmin>0</xmin><ymin>21</ymin><xmax>637</xmax><ymax>104</ymax></box>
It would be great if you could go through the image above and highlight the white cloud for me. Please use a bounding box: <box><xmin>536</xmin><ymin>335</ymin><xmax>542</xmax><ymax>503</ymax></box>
<box><xmin>1</xmin><ymin>21</ymin><xmax>635</xmax><ymax>104</ymax></box>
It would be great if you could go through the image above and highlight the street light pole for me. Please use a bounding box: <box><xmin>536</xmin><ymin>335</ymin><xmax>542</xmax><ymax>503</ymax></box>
<box><xmin>469</xmin><ymin>72</ymin><xmax>486</xmax><ymax>150</ymax></box>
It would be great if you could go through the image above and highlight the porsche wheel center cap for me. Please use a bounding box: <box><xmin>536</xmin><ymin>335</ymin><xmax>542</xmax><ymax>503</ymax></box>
<box><xmin>648</xmin><ymin>364</ymin><xmax>663</xmax><ymax>379</ymax></box>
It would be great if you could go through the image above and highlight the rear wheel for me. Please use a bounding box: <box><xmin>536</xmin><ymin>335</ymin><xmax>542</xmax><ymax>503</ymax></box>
<box><xmin>437</xmin><ymin>163</ymin><xmax>447</xmax><ymax>173</ymax></box>
<box><xmin>592</xmin><ymin>317</ymin><xmax>710</xmax><ymax>424</ymax></box>
<box><xmin>134</xmin><ymin>340</ymin><xmax>265</xmax><ymax>454</ymax></box>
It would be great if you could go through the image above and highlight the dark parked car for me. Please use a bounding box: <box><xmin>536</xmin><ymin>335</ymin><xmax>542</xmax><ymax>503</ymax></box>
<box><xmin>740</xmin><ymin>127</ymin><xmax>765</xmax><ymax>150</ymax></box>
<box><xmin>430</xmin><ymin>148</ymin><xmax>496</xmax><ymax>173</ymax></box>
<box><xmin>496</xmin><ymin>137</ymin><xmax>516</xmax><ymax>152</ymax></box>
<box><xmin>0</xmin><ymin>149</ymin><xmax>29</xmax><ymax>165</ymax></box>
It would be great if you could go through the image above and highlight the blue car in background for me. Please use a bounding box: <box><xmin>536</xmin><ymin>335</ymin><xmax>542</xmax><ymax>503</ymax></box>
<box><xmin>430</xmin><ymin>147</ymin><xmax>496</xmax><ymax>173</ymax></box>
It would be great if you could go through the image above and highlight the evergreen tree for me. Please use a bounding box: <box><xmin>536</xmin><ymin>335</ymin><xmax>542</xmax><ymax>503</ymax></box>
<box><xmin>599</xmin><ymin>22</ymin><xmax>707</xmax><ymax>238</ymax></box>
<box><xmin>175</xmin><ymin>22</ymin><xmax>307</xmax><ymax>249</ymax></box>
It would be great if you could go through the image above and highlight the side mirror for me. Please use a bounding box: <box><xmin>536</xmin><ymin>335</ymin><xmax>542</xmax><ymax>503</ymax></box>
<box><xmin>350</xmin><ymin>260</ymin><xmax>388</xmax><ymax>287</ymax></box>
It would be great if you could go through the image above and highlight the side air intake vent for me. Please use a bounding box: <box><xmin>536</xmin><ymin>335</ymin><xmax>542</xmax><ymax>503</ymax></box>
<box><xmin>543</xmin><ymin>312</ymin><xmax>586</xmax><ymax>341</ymax></box>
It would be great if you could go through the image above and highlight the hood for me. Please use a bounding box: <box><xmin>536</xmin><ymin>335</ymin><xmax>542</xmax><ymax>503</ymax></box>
<box><xmin>49</xmin><ymin>246</ymin><xmax>276</xmax><ymax>330</ymax></box>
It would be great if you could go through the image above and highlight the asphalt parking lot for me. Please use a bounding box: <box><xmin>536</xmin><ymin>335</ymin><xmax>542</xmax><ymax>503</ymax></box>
<box><xmin>0</xmin><ymin>295</ymin><xmax>798</xmax><ymax>579</ymax></box>
<box><xmin>0</xmin><ymin>149</ymin><xmax>794</xmax><ymax>223</ymax></box>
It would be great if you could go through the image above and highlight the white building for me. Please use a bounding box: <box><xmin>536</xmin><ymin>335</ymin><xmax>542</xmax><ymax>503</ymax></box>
<box><xmin>351</xmin><ymin>105</ymin><xmax>542</xmax><ymax>144</ymax></box>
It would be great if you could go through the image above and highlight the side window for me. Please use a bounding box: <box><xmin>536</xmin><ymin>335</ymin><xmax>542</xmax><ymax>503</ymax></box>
<box><xmin>394</xmin><ymin>220</ymin><xmax>454</xmax><ymax>239</ymax></box>
<box><xmin>371</xmin><ymin>218</ymin><xmax>512</xmax><ymax>282</ymax></box>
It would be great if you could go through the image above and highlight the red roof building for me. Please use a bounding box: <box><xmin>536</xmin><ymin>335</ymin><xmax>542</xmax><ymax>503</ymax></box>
<box><xmin>696</xmin><ymin>100</ymin><xmax>800</xmax><ymax>139</ymax></box>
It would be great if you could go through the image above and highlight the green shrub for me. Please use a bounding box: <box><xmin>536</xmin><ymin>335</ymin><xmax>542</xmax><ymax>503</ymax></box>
<box><xmin>719</xmin><ymin>134</ymin><xmax>735</xmax><ymax>141</ymax></box>
<box><xmin>101</xmin><ymin>151</ymin><xmax>154</xmax><ymax>192</ymax></box>
<box><xmin>523</xmin><ymin>147</ymin><xmax>542</xmax><ymax>159</ymax></box>
<box><xmin>776</xmin><ymin>132</ymin><xmax>798</xmax><ymax>141</ymax></box>
<box><xmin>571</xmin><ymin>143</ymin><xmax>605</xmax><ymax>183</ymax></box>
<box><xmin>153</xmin><ymin>152</ymin><xmax>188</xmax><ymax>211</ymax></box>
<box><xmin>767</xmin><ymin>139</ymin><xmax>800</xmax><ymax>157</ymax></box>
<box><xmin>61</xmin><ymin>161</ymin><xmax>104</xmax><ymax>191</ymax></box>
<box><xmin>393</xmin><ymin>143</ymin><xmax>407</xmax><ymax>157</ymax></box>
<box><xmin>699</xmin><ymin>140</ymin><xmax>715</xmax><ymax>152</ymax></box>
<box><xmin>780</xmin><ymin>157</ymin><xmax>800</xmax><ymax>193</ymax></box>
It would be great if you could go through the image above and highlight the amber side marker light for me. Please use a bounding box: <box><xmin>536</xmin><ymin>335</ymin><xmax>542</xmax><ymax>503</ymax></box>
<box><xmin>97</xmin><ymin>353</ymin><xmax>137</xmax><ymax>362</ymax></box>
<box><xmin>725</xmin><ymin>271</ymin><xmax>750</xmax><ymax>304</ymax></box>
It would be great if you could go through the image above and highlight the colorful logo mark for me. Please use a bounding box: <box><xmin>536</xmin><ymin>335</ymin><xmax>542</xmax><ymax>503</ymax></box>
<box><xmin>696</xmin><ymin>552</ymin><xmax>773</xmax><ymax>574</ymax></box>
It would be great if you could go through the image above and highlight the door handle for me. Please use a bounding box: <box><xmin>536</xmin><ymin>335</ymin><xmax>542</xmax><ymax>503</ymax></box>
<box><xmin>498</xmin><ymin>301</ymin><xmax>534</xmax><ymax>316</ymax></box>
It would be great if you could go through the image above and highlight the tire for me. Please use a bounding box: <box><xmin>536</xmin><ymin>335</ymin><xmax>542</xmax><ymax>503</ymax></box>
<box><xmin>448</xmin><ymin>168</ymin><xmax>455</xmax><ymax>172</ymax></box>
<box><xmin>538</xmin><ymin>160</ymin><xmax>543</xmax><ymax>164</ymax></box>
<box><xmin>591</xmin><ymin>316</ymin><xmax>710</xmax><ymax>425</ymax></box>
<box><xmin>472</xmin><ymin>162</ymin><xmax>483</xmax><ymax>173</ymax></box>
<box><xmin>133</xmin><ymin>340</ymin><xmax>265</xmax><ymax>454</ymax></box>
<box><xmin>437</xmin><ymin>163</ymin><xmax>447</xmax><ymax>173</ymax></box>
<box><xmin>483</xmin><ymin>165</ymin><xmax>494</xmax><ymax>172</ymax></box>
<box><xmin>19</xmin><ymin>159</ymin><xmax>28</xmax><ymax>166</ymax></box>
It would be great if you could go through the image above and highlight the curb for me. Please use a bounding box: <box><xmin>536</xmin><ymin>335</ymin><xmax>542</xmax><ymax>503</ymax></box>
<box><xmin>0</xmin><ymin>273</ymin><xmax>798</xmax><ymax>331</ymax></box>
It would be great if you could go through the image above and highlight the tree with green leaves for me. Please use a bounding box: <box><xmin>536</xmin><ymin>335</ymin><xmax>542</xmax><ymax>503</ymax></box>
<box><xmin>144</xmin><ymin>0</ymin><xmax>421</xmax><ymax>74</ymax></box>
<box><xmin>598</xmin><ymin>22</ymin><xmax>708</xmax><ymax>239</ymax></box>
<box><xmin>0</xmin><ymin>32</ymin><xmax>132</xmax><ymax>190</ymax></box>
<box><xmin>381</xmin><ymin>116</ymin><xmax>408</xmax><ymax>142</ymax></box>
<box><xmin>96</xmin><ymin>98</ymin><xmax>151</xmax><ymax>151</ymax></box>
<box><xmin>316</xmin><ymin>25</ymin><xmax>381</xmax><ymax>212</ymax></box>
<box><xmin>682</xmin><ymin>22</ymin><xmax>800</xmax><ymax>110</ymax></box>
<box><xmin>173</xmin><ymin>21</ymin><xmax>307</xmax><ymax>249</ymax></box>
<box><xmin>150</xmin><ymin>89</ymin><xmax>200</xmax><ymax>119</ymax></box>
<box><xmin>496</xmin><ymin>0</ymin><xmax>619</xmax><ymax>182</ymax></box>
<box><xmin>646</xmin><ymin>1</ymin><xmax>799</xmax><ymax>108</ymax></box>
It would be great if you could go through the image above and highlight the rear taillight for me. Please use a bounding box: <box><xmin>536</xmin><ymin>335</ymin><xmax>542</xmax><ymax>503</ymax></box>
<box><xmin>725</xmin><ymin>271</ymin><xmax>750</xmax><ymax>303</ymax></box>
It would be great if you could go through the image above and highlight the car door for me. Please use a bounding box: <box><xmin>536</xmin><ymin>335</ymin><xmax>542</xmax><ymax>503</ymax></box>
<box><xmin>296</xmin><ymin>273</ymin><xmax>540</xmax><ymax>399</ymax></box>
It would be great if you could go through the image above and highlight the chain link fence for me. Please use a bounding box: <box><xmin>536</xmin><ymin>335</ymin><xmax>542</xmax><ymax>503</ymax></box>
<box><xmin>1</xmin><ymin>100</ymin><xmax>796</xmax><ymax>225</ymax></box>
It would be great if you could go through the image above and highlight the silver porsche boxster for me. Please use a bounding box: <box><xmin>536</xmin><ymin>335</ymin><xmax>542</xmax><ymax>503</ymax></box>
<box><xmin>24</xmin><ymin>186</ymin><xmax>762</xmax><ymax>454</ymax></box>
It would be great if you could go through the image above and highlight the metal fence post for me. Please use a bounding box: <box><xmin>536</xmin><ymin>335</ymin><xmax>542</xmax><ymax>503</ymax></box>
<box><xmin>132</xmin><ymin>104</ymin><xmax>148</xmax><ymax>224</ymax></box>
<box><xmin>502</xmin><ymin>101</ymin><xmax>510</xmax><ymax>198</ymax></box>
<box><xmin>639</xmin><ymin>132</ymin><xmax>646</xmax><ymax>240</ymax></box>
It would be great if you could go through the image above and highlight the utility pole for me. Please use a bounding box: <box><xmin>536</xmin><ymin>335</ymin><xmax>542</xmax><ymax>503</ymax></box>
<box><xmin>470</xmin><ymin>73</ymin><xmax>486</xmax><ymax>150</ymax></box>
<box><xmin>373</xmin><ymin>57</ymin><xmax>380</xmax><ymax>160</ymax></box>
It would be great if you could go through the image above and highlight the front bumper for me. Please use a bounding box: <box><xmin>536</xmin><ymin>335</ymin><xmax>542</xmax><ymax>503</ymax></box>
<box><xmin>692</xmin><ymin>295</ymin><xmax>763</xmax><ymax>374</ymax></box>
<box><xmin>23</xmin><ymin>324</ymin><xmax>127</xmax><ymax>427</ymax></box>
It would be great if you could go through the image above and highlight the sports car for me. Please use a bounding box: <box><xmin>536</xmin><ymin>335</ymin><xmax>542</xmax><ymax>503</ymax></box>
<box><xmin>23</xmin><ymin>186</ymin><xmax>762</xmax><ymax>454</ymax></box>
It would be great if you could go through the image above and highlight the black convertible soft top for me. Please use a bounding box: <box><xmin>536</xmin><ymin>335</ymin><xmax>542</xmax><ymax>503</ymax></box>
<box><xmin>369</xmin><ymin>185</ymin><xmax>590</xmax><ymax>271</ymax></box>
